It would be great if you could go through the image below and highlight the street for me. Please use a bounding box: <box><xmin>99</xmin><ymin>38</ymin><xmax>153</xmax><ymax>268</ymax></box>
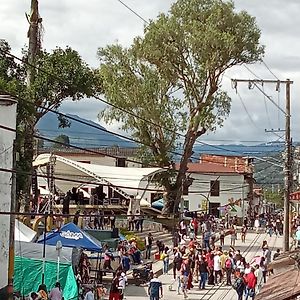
<box><xmin>123</xmin><ymin>231</ymin><xmax>283</xmax><ymax>300</ymax></box>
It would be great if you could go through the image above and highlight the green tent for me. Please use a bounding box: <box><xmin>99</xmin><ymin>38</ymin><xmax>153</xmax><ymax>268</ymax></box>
<box><xmin>14</xmin><ymin>256</ymin><xmax>78</xmax><ymax>300</ymax></box>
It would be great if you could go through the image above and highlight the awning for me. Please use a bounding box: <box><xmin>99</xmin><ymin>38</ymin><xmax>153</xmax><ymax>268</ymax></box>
<box><xmin>15</xmin><ymin>220</ymin><xmax>37</xmax><ymax>242</ymax></box>
<box><xmin>38</xmin><ymin>222</ymin><xmax>102</xmax><ymax>252</ymax></box>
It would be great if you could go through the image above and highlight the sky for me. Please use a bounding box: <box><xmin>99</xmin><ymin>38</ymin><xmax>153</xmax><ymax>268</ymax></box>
<box><xmin>1</xmin><ymin>0</ymin><xmax>300</xmax><ymax>145</ymax></box>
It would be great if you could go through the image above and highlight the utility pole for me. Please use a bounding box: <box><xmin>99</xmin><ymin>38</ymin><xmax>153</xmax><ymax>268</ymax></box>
<box><xmin>232</xmin><ymin>78</ymin><xmax>293</xmax><ymax>252</ymax></box>
<box><xmin>284</xmin><ymin>79</ymin><xmax>292</xmax><ymax>252</ymax></box>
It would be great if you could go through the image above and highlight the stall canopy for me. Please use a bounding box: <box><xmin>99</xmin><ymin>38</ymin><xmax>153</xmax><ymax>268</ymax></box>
<box><xmin>15</xmin><ymin>220</ymin><xmax>37</xmax><ymax>242</ymax></box>
<box><xmin>152</xmin><ymin>198</ymin><xmax>164</xmax><ymax>210</ymax></box>
<box><xmin>14</xmin><ymin>242</ymin><xmax>77</xmax><ymax>300</ymax></box>
<box><xmin>38</xmin><ymin>222</ymin><xmax>102</xmax><ymax>252</ymax></box>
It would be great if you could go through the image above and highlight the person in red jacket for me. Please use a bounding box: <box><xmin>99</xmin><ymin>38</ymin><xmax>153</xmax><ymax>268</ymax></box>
<box><xmin>244</xmin><ymin>267</ymin><xmax>257</xmax><ymax>300</ymax></box>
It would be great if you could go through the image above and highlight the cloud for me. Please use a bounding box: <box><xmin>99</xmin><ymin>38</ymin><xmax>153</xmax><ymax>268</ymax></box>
<box><xmin>1</xmin><ymin>0</ymin><xmax>299</xmax><ymax>144</ymax></box>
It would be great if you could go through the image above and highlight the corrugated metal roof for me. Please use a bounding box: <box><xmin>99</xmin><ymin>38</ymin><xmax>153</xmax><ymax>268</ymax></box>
<box><xmin>256</xmin><ymin>268</ymin><xmax>300</xmax><ymax>300</ymax></box>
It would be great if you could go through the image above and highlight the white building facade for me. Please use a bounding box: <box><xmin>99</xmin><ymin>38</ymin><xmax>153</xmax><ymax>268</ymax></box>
<box><xmin>0</xmin><ymin>94</ymin><xmax>17</xmax><ymax>292</ymax></box>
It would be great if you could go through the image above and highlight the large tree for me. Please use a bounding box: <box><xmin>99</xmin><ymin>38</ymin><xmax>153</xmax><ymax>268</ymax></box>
<box><xmin>98</xmin><ymin>0</ymin><xmax>264</xmax><ymax>215</ymax></box>
<box><xmin>0</xmin><ymin>40</ymin><xmax>102</xmax><ymax>209</ymax></box>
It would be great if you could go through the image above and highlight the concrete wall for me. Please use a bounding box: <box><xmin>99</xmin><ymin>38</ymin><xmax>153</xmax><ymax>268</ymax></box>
<box><xmin>184</xmin><ymin>173</ymin><xmax>249</xmax><ymax>217</ymax></box>
<box><xmin>0</xmin><ymin>95</ymin><xmax>17</xmax><ymax>290</ymax></box>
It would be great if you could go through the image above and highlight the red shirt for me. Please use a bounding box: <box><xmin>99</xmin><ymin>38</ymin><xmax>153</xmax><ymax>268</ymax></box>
<box><xmin>245</xmin><ymin>272</ymin><xmax>257</xmax><ymax>289</ymax></box>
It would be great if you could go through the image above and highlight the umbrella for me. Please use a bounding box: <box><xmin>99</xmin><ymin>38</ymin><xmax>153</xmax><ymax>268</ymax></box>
<box><xmin>250</xmin><ymin>255</ymin><xmax>263</xmax><ymax>266</ymax></box>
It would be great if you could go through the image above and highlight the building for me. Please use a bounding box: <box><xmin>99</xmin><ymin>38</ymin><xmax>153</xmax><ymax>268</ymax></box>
<box><xmin>0</xmin><ymin>94</ymin><xmax>17</xmax><ymax>295</ymax></box>
<box><xmin>177</xmin><ymin>154</ymin><xmax>255</xmax><ymax>218</ymax></box>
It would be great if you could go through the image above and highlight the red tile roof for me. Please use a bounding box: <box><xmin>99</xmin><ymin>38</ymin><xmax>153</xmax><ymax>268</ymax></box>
<box><xmin>175</xmin><ymin>162</ymin><xmax>240</xmax><ymax>174</ymax></box>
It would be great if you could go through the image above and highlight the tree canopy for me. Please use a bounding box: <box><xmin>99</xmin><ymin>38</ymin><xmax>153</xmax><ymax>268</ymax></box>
<box><xmin>98</xmin><ymin>0</ymin><xmax>264</xmax><ymax>215</ymax></box>
<box><xmin>0</xmin><ymin>39</ymin><xmax>102</xmax><ymax>206</ymax></box>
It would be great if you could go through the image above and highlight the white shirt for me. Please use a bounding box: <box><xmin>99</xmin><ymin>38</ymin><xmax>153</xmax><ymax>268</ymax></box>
<box><xmin>244</xmin><ymin>267</ymin><xmax>251</xmax><ymax>275</ymax></box>
<box><xmin>254</xmin><ymin>219</ymin><xmax>260</xmax><ymax>228</ymax></box>
<box><xmin>84</xmin><ymin>291</ymin><xmax>94</xmax><ymax>300</ymax></box>
<box><xmin>213</xmin><ymin>255</ymin><xmax>221</xmax><ymax>271</ymax></box>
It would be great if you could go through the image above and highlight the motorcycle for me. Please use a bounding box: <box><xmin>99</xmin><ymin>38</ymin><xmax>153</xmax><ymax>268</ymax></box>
<box><xmin>132</xmin><ymin>262</ymin><xmax>153</xmax><ymax>286</ymax></box>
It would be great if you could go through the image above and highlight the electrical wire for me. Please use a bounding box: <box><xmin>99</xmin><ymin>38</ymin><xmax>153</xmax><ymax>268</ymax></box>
<box><xmin>0</xmin><ymin>50</ymin><xmax>285</xmax><ymax>168</ymax></box>
<box><xmin>261</xmin><ymin>60</ymin><xmax>280</xmax><ymax>81</ymax></box>
<box><xmin>236</xmin><ymin>90</ymin><xmax>261</xmax><ymax>130</ymax></box>
<box><xmin>0</xmin><ymin>166</ymin><xmax>250</xmax><ymax>195</ymax></box>
<box><xmin>116</xmin><ymin>0</ymin><xmax>149</xmax><ymax>24</ymax></box>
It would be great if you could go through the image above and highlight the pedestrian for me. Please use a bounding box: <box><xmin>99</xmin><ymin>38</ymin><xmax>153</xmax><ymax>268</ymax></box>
<box><xmin>213</xmin><ymin>251</ymin><xmax>222</xmax><ymax>284</ymax></box>
<box><xmin>198</xmin><ymin>256</ymin><xmax>208</xmax><ymax>289</ymax></box>
<box><xmin>49</xmin><ymin>282</ymin><xmax>62</xmax><ymax>300</ymax></box>
<box><xmin>37</xmin><ymin>284</ymin><xmax>48</xmax><ymax>300</ymax></box>
<box><xmin>232</xmin><ymin>271</ymin><xmax>245</xmax><ymax>300</ymax></box>
<box><xmin>118</xmin><ymin>272</ymin><xmax>127</xmax><ymax>300</ymax></box>
<box><xmin>145</xmin><ymin>233</ymin><xmax>153</xmax><ymax>260</ymax></box>
<box><xmin>180</xmin><ymin>254</ymin><xmax>190</xmax><ymax>299</ymax></box>
<box><xmin>84</xmin><ymin>287</ymin><xmax>94</xmax><ymax>300</ymax></box>
<box><xmin>225</xmin><ymin>253</ymin><xmax>234</xmax><ymax>285</ymax></box>
<box><xmin>273</xmin><ymin>248</ymin><xmax>281</xmax><ymax>260</ymax></box>
<box><xmin>241</xmin><ymin>225</ymin><xmax>247</xmax><ymax>243</ymax></box>
<box><xmin>219</xmin><ymin>228</ymin><xmax>225</xmax><ymax>246</ymax></box>
<box><xmin>110</xmin><ymin>211</ymin><xmax>116</xmax><ymax>229</ymax></box>
<box><xmin>244</xmin><ymin>267</ymin><xmax>257</xmax><ymax>300</ymax></box>
<box><xmin>109</xmin><ymin>272</ymin><xmax>121</xmax><ymax>300</ymax></box>
<box><xmin>254</xmin><ymin>217</ymin><xmax>260</xmax><ymax>233</ymax></box>
<box><xmin>230</xmin><ymin>226</ymin><xmax>237</xmax><ymax>247</ymax></box>
<box><xmin>161</xmin><ymin>246</ymin><xmax>170</xmax><ymax>275</ymax></box>
<box><xmin>148</xmin><ymin>274</ymin><xmax>163</xmax><ymax>300</ymax></box>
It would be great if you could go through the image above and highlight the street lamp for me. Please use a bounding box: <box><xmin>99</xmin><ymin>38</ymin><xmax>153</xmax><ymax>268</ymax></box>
<box><xmin>56</xmin><ymin>240</ymin><xmax>62</xmax><ymax>283</ymax></box>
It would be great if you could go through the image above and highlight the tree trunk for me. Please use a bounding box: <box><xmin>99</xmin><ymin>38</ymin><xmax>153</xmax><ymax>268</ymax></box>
<box><xmin>16</xmin><ymin>122</ymin><xmax>35</xmax><ymax>212</ymax></box>
<box><xmin>162</xmin><ymin>125</ymin><xmax>206</xmax><ymax>215</ymax></box>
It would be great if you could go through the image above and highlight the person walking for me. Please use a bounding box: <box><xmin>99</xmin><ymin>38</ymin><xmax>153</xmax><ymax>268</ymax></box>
<box><xmin>254</xmin><ymin>217</ymin><xmax>260</xmax><ymax>233</ymax></box>
<box><xmin>84</xmin><ymin>287</ymin><xmax>94</xmax><ymax>300</ymax></box>
<box><xmin>225</xmin><ymin>253</ymin><xmax>234</xmax><ymax>285</ymax></box>
<box><xmin>244</xmin><ymin>267</ymin><xmax>257</xmax><ymax>300</ymax></box>
<box><xmin>49</xmin><ymin>282</ymin><xmax>62</xmax><ymax>300</ymax></box>
<box><xmin>241</xmin><ymin>225</ymin><xmax>247</xmax><ymax>243</ymax></box>
<box><xmin>145</xmin><ymin>233</ymin><xmax>153</xmax><ymax>260</ymax></box>
<box><xmin>213</xmin><ymin>252</ymin><xmax>222</xmax><ymax>285</ymax></box>
<box><xmin>233</xmin><ymin>271</ymin><xmax>245</xmax><ymax>300</ymax></box>
<box><xmin>148</xmin><ymin>274</ymin><xmax>163</xmax><ymax>300</ymax></box>
<box><xmin>109</xmin><ymin>272</ymin><xmax>121</xmax><ymax>300</ymax></box>
<box><xmin>198</xmin><ymin>256</ymin><xmax>208</xmax><ymax>290</ymax></box>
<box><xmin>230</xmin><ymin>226</ymin><xmax>237</xmax><ymax>247</ymax></box>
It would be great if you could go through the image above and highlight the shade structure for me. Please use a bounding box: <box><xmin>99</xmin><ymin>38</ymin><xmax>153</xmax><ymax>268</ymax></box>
<box><xmin>152</xmin><ymin>198</ymin><xmax>164</xmax><ymax>210</ymax></box>
<box><xmin>38</xmin><ymin>222</ymin><xmax>102</xmax><ymax>252</ymax></box>
<box><xmin>15</xmin><ymin>220</ymin><xmax>37</xmax><ymax>242</ymax></box>
<box><xmin>33</xmin><ymin>153</ymin><xmax>164</xmax><ymax>198</ymax></box>
<box><xmin>14</xmin><ymin>242</ymin><xmax>77</xmax><ymax>299</ymax></box>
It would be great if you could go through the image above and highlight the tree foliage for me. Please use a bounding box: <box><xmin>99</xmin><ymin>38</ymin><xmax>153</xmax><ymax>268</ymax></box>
<box><xmin>0</xmin><ymin>39</ymin><xmax>102</xmax><ymax>206</ymax></box>
<box><xmin>98</xmin><ymin>0</ymin><xmax>264</xmax><ymax>215</ymax></box>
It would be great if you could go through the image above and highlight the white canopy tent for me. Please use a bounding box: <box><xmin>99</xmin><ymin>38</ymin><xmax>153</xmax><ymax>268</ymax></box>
<box><xmin>15</xmin><ymin>220</ymin><xmax>37</xmax><ymax>242</ymax></box>
<box><xmin>33</xmin><ymin>153</ymin><xmax>164</xmax><ymax>201</ymax></box>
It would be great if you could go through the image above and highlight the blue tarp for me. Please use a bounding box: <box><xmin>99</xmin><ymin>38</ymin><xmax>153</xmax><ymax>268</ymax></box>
<box><xmin>38</xmin><ymin>223</ymin><xmax>102</xmax><ymax>252</ymax></box>
<box><xmin>152</xmin><ymin>198</ymin><xmax>164</xmax><ymax>210</ymax></box>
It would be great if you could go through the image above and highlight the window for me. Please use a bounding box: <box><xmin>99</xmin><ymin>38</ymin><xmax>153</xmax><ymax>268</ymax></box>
<box><xmin>183</xmin><ymin>200</ymin><xmax>189</xmax><ymax>209</ymax></box>
<box><xmin>116</xmin><ymin>157</ymin><xmax>126</xmax><ymax>167</ymax></box>
<box><xmin>210</xmin><ymin>180</ymin><xmax>220</xmax><ymax>196</ymax></box>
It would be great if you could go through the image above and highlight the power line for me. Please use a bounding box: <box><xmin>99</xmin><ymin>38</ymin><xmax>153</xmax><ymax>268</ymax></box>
<box><xmin>116</xmin><ymin>0</ymin><xmax>149</xmax><ymax>24</ymax></box>
<box><xmin>261</xmin><ymin>60</ymin><xmax>280</xmax><ymax>81</ymax></box>
<box><xmin>0</xmin><ymin>49</ymin><xmax>284</xmax><ymax>168</ymax></box>
<box><xmin>0</xmin><ymin>166</ymin><xmax>249</xmax><ymax>195</ymax></box>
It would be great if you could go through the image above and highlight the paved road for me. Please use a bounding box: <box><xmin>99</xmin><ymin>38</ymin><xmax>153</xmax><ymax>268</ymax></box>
<box><xmin>122</xmin><ymin>231</ymin><xmax>283</xmax><ymax>300</ymax></box>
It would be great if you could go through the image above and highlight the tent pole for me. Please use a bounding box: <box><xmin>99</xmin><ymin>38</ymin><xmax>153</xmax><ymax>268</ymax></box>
<box><xmin>41</xmin><ymin>213</ymin><xmax>48</xmax><ymax>284</ymax></box>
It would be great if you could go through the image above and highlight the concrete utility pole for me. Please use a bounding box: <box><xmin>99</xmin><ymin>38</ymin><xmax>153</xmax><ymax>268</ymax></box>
<box><xmin>232</xmin><ymin>78</ymin><xmax>293</xmax><ymax>252</ymax></box>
